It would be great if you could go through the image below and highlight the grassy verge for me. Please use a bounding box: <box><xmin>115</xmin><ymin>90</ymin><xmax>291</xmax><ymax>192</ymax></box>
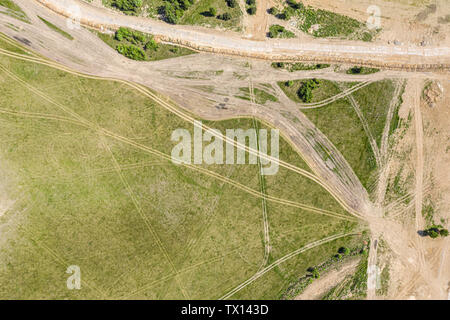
<box><xmin>38</xmin><ymin>16</ymin><xmax>74</xmax><ymax>40</ymax></box>
<box><xmin>322</xmin><ymin>247</ymin><xmax>368</xmax><ymax>299</ymax></box>
<box><xmin>268</xmin><ymin>25</ymin><xmax>295</xmax><ymax>38</ymax></box>
<box><xmin>95</xmin><ymin>27</ymin><xmax>195</xmax><ymax>61</ymax></box>
<box><xmin>271</xmin><ymin>62</ymin><xmax>331</xmax><ymax>72</ymax></box>
<box><xmin>346</xmin><ymin>66</ymin><xmax>379</xmax><ymax>75</ymax></box>
<box><xmin>282</xmin><ymin>239</ymin><xmax>368</xmax><ymax>299</ymax></box>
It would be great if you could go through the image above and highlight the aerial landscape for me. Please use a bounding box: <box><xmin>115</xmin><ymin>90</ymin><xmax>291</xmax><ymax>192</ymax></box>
<box><xmin>0</xmin><ymin>0</ymin><xmax>448</xmax><ymax>303</ymax></box>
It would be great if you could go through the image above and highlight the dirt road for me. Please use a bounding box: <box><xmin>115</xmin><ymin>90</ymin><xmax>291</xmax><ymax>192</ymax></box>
<box><xmin>31</xmin><ymin>0</ymin><xmax>450</xmax><ymax>70</ymax></box>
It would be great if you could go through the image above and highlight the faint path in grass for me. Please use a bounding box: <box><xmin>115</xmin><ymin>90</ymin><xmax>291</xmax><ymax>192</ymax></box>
<box><xmin>219</xmin><ymin>232</ymin><xmax>360</xmax><ymax>300</ymax></box>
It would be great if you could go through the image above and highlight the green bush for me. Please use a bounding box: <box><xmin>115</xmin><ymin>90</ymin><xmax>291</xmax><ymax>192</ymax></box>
<box><xmin>279</xmin><ymin>7</ymin><xmax>295</xmax><ymax>20</ymax></box>
<box><xmin>268</xmin><ymin>7</ymin><xmax>278</xmax><ymax>15</ymax></box>
<box><xmin>116</xmin><ymin>44</ymin><xmax>147</xmax><ymax>60</ymax></box>
<box><xmin>247</xmin><ymin>6</ymin><xmax>256</xmax><ymax>15</ymax></box>
<box><xmin>424</xmin><ymin>225</ymin><xmax>449</xmax><ymax>238</ymax></box>
<box><xmin>226</xmin><ymin>0</ymin><xmax>237</xmax><ymax>8</ymax></box>
<box><xmin>160</xmin><ymin>0</ymin><xmax>194</xmax><ymax>24</ymax></box>
<box><xmin>268</xmin><ymin>24</ymin><xmax>295</xmax><ymax>38</ymax></box>
<box><xmin>218</xmin><ymin>12</ymin><xmax>232</xmax><ymax>21</ymax></box>
<box><xmin>338</xmin><ymin>247</ymin><xmax>350</xmax><ymax>255</ymax></box>
<box><xmin>311</xmin><ymin>268</ymin><xmax>320</xmax><ymax>279</ymax></box>
<box><xmin>115</xmin><ymin>27</ymin><xmax>146</xmax><ymax>44</ymax></box>
<box><xmin>286</xmin><ymin>0</ymin><xmax>303</xmax><ymax>10</ymax></box>
<box><xmin>209</xmin><ymin>7</ymin><xmax>217</xmax><ymax>17</ymax></box>
<box><xmin>144</xmin><ymin>38</ymin><xmax>158</xmax><ymax>51</ymax></box>
<box><xmin>297</xmin><ymin>78</ymin><xmax>321</xmax><ymax>103</ymax></box>
<box><xmin>111</xmin><ymin>0</ymin><xmax>142</xmax><ymax>14</ymax></box>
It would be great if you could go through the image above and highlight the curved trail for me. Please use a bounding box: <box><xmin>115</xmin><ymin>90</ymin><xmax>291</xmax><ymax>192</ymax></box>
<box><xmin>297</xmin><ymin>81</ymin><xmax>373</xmax><ymax>109</ymax></box>
<box><xmin>341</xmin><ymin>85</ymin><xmax>381</xmax><ymax>167</ymax></box>
<box><xmin>219</xmin><ymin>232</ymin><xmax>359</xmax><ymax>299</ymax></box>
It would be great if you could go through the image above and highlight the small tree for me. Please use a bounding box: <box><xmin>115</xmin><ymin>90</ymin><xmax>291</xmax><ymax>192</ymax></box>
<box><xmin>218</xmin><ymin>12</ymin><xmax>232</xmax><ymax>21</ymax></box>
<box><xmin>246</xmin><ymin>0</ymin><xmax>256</xmax><ymax>5</ymax></box>
<box><xmin>338</xmin><ymin>247</ymin><xmax>350</xmax><ymax>255</ymax></box>
<box><xmin>285</xmin><ymin>80</ymin><xmax>294</xmax><ymax>87</ymax></box>
<box><xmin>428</xmin><ymin>229</ymin><xmax>439</xmax><ymax>238</ymax></box>
<box><xmin>144</xmin><ymin>38</ymin><xmax>158</xmax><ymax>51</ymax></box>
<box><xmin>226</xmin><ymin>0</ymin><xmax>237</xmax><ymax>8</ymax></box>
<box><xmin>208</xmin><ymin>7</ymin><xmax>217</xmax><ymax>17</ymax></box>
<box><xmin>247</xmin><ymin>6</ymin><xmax>256</xmax><ymax>15</ymax></box>
<box><xmin>311</xmin><ymin>268</ymin><xmax>320</xmax><ymax>279</ymax></box>
<box><xmin>440</xmin><ymin>228</ymin><xmax>449</xmax><ymax>237</ymax></box>
<box><xmin>268</xmin><ymin>7</ymin><xmax>278</xmax><ymax>15</ymax></box>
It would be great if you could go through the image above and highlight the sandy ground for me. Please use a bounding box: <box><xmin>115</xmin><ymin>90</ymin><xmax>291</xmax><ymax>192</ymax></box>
<box><xmin>370</xmin><ymin>78</ymin><xmax>450</xmax><ymax>300</ymax></box>
<box><xmin>295</xmin><ymin>258</ymin><xmax>360</xmax><ymax>300</ymax></box>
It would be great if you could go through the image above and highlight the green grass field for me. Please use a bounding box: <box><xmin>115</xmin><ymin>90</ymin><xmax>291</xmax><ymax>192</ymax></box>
<box><xmin>0</xmin><ymin>38</ymin><xmax>363</xmax><ymax>299</ymax></box>
<box><xmin>351</xmin><ymin>80</ymin><xmax>397</xmax><ymax>147</ymax></box>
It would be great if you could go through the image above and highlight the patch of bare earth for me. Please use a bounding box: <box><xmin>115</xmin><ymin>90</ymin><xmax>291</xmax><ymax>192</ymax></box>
<box><xmin>295</xmin><ymin>258</ymin><xmax>360</xmax><ymax>300</ymax></box>
<box><xmin>300</xmin><ymin>0</ymin><xmax>448</xmax><ymax>46</ymax></box>
<box><xmin>378</xmin><ymin>78</ymin><xmax>449</xmax><ymax>300</ymax></box>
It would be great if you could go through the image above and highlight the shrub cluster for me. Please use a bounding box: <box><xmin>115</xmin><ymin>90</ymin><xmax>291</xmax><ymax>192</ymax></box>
<box><xmin>424</xmin><ymin>225</ymin><xmax>449</xmax><ymax>238</ymax></box>
<box><xmin>111</xmin><ymin>0</ymin><xmax>143</xmax><ymax>14</ymax></box>
<box><xmin>268</xmin><ymin>0</ymin><xmax>303</xmax><ymax>20</ymax></box>
<box><xmin>268</xmin><ymin>24</ymin><xmax>295</xmax><ymax>38</ymax></box>
<box><xmin>116</xmin><ymin>44</ymin><xmax>147</xmax><ymax>60</ymax></box>
<box><xmin>160</xmin><ymin>0</ymin><xmax>194</xmax><ymax>24</ymax></box>
<box><xmin>271</xmin><ymin>62</ymin><xmax>330</xmax><ymax>71</ymax></box>
<box><xmin>226</xmin><ymin>0</ymin><xmax>237</xmax><ymax>8</ymax></box>
<box><xmin>114</xmin><ymin>27</ymin><xmax>159</xmax><ymax>61</ymax></box>
<box><xmin>297</xmin><ymin>78</ymin><xmax>321</xmax><ymax>103</ymax></box>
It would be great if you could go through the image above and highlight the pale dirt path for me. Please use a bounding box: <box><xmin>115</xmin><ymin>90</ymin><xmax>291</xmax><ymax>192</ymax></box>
<box><xmin>413</xmin><ymin>79</ymin><xmax>427</xmax><ymax>272</ymax></box>
<box><xmin>245</xmin><ymin>0</ymin><xmax>269</xmax><ymax>40</ymax></box>
<box><xmin>295</xmin><ymin>258</ymin><xmax>360</xmax><ymax>300</ymax></box>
